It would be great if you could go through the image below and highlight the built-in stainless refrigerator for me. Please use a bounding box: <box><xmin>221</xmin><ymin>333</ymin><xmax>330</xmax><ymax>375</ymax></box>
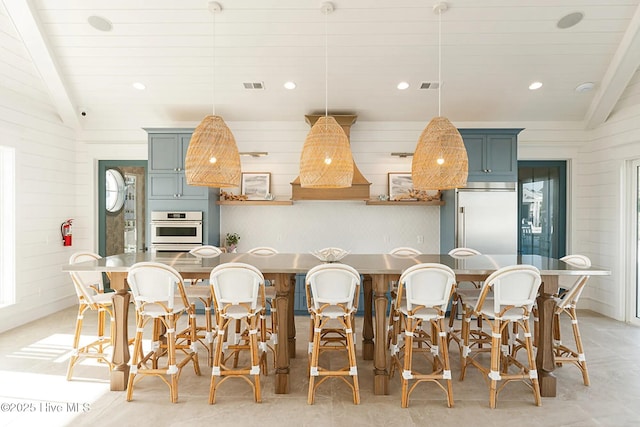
<box><xmin>454</xmin><ymin>182</ymin><xmax>518</xmax><ymax>254</ymax></box>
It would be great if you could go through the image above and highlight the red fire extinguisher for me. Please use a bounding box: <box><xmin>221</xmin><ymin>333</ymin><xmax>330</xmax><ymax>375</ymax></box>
<box><xmin>61</xmin><ymin>219</ymin><xmax>73</xmax><ymax>246</ymax></box>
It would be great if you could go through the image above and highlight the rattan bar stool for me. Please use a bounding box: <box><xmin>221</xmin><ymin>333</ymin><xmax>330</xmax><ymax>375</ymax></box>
<box><xmin>247</xmin><ymin>246</ymin><xmax>279</xmax><ymax>368</ymax></box>
<box><xmin>66</xmin><ymin>252</ymin><xmax>115</xmax><ymax>380</ymax></box>
<box><xmin>186</xmin><ymin>245</ymin><xmax>223</xmax><ymax>366</ymax></box>
<box><xmin>208</xmin><ymin>262</ymin><xmax>267</xmax><ymax>404</ymax></box>
<box><xmin>530</xmin><ymin>254</ymin><xmax>592</xmax><ymax>386</ymax></box>
<box><xmin>446</xmin><ymin>247</ymin><xmax>482</xmax><ymax>353</ymax></box>
<box><xmin>460</xmin><ymin>264</ymin><xmax>542</xmax><ymax>409</ymax></box>
<box><xmin>393</xmin><ymin>263</ymin><xmax>456</xmax><ymax>408</ymax></box>
<box><xmin>306</xmin><ymin>263</ymin><xmax>361</xmax><ymax>405</ymax></box>
<box><xmin>387</xmin><ymin>247</ymin><xmax>422</xmax><ymax>372</ymax></box>
<box><xmin>126</xmin><ymin>262</ymin><xmax>201</xmax><ymax>403</ymax></box>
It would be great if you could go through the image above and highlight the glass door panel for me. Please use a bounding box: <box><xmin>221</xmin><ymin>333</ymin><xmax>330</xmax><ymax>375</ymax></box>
<box><xmin>518</xmin><ymin>161</ymin><xmax>566</xmax><ymax>257</ymax></box>
<box><xmin>636</xmin><ymin>162</ymin><xmax>640</xmax><ymax>319</ymax></box>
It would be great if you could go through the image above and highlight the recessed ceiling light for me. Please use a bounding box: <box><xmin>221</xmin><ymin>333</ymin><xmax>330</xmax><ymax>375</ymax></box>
<box><xmin>557</xmin><ymin>12</ymin><xmax>584</xmax><ymax>29</ymax></box>
<box><xmin>87</xmin><ymin>16</ymin><xmax>113</xmax><ymax>32</ymax></box>
<box><xmin>397</xmin><ymin>81</ymin><xmax>409</xmax><ymax>90</ymax></box>
<box><xmin>132</xmin><ymin>82</ymin><xmax>146</xmax><ymax>90</ymax></box>
<box><xmin>529</xmin><ymin>81</ymin><xmax>543</xmax><ymax>90</ymax></box>
<box><xmin>284</xmin><ymin>81</ymin><xmax>297</xmax><ymax>90</ymax></box>
<box><xmin>575</xmin><ymin>82</ymin><xmax>595</xmax><ymax>93</ymax></box>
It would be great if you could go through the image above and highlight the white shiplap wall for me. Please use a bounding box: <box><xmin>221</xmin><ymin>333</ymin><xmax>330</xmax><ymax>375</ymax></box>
<box><xmin>576</xmin><ymin>103</ymin><xmax>640</xmax><ymax>321</ymax></box>
<box><xmin>0</xmin><ymin>3</ymin><xmax>77</xmax><ymax>333</ymax></box>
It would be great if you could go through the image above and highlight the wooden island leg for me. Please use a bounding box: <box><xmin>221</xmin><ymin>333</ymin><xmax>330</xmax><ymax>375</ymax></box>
<box><xmin>536</xmin><ymin>275</ymin><xmax>558</xmax><ymax>397</ymax></box>
<box><xmin>372</xmin><ymin>274</ymin><xmax>390</xmax><ymax>395</ymax></box>
<box><xmin>109</xmin><ymin>272</ymin><xmax>130</xmax><ymax>391</ymax></box>
<box><xmin>362</xmin><ymin>274</ymin><xmax>374</xmax><ymax>360</ymax></box>
<box><xmin>274</xmin><ymin>273</ymin><xmax>292</xmax><ymax>394</ymax></box>
<box><xmin>288</xmin><ymin>274</ymin><xmax>296</xmax><ymax>358</ymax></box>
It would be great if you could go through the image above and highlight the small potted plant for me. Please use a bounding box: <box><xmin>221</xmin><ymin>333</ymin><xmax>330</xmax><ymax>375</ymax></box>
<box><xmin>225</xmin><ymin>232</ymin><xmax>240</xmax><ymax>253</ymax></box>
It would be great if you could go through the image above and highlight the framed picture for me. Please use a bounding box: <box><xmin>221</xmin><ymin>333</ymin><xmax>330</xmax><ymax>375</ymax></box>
<box><xmin>388</xmin><ymin>172</ymin><xmax>414</xmax><ymax>200</ymax></box>
<box><xmin>241</xmin><ymin>172</ymin><xmax>271</xmax><ymax>200</ymax></box>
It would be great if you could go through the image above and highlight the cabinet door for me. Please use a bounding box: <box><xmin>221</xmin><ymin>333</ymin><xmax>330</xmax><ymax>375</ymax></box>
<box><xmin>462</xmin><ymin>134</ymin><xmax>486</xmax><ymax>180</ymax></box>
<box><xmin>461</xmin><ymin>130</ymin><xmax>518</xmax><ymax>182</ymax></box>
<box><xmin>149</xmin><ymin>134</ymin><xmax>181</xmax><ymax>173</ymax></box>
<box><xmin>180</xmin><ymin>134</ymin><xmax>192</xmax><ymax>171</ymax></box>
<box><xmin>179</xmin><ymin>175</ymin><xmax>208</xmax><ymax>199</ymax></box>
<box><xmin>178</xmin><ymin>134</ymin><xmax>207</xmax><ymax>199</ymax></box>
<box><xmin>148</xmin><ymin>174</ymin><xmax>180</xmax><ymax>199</ymax></box>
<box><xmin>485</xmin><ymin>135</ymin><xmax>516</xmax><ymax>180</ymax></box>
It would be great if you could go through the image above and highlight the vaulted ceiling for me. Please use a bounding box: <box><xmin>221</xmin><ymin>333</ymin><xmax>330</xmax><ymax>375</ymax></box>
<box><xmin>4</xmin><ymin>0</ymin><xmax>640</xmax><ymax>130</ymax></box>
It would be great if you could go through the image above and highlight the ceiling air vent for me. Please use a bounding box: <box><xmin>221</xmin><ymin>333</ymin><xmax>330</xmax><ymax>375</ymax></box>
<box><xmin>243</xmin><ymin>82</ymin><xmax>265</xmax><ymax>90</ymax></box>
<box><xmin>420</xmin><ymin>81</ymin><xmax>440</xmax><ymax>89</ymax></box>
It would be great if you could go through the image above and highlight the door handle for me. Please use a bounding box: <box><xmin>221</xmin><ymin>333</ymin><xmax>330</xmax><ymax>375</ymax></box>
<box><xmin>458</xmin><ymin>206</ymin><xmax>466</xmax><ymax>247</ymax></box>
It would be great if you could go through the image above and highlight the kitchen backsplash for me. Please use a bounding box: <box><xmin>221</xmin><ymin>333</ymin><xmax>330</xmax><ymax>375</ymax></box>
<box><xmin>220</xmin><ymin>201</ymin><xmax>440</xmax><ymax>254</ymax></box>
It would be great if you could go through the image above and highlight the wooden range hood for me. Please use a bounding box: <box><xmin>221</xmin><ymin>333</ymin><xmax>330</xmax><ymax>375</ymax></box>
<box><xmin>291</xmin><ymin>114</ymin><xmax>371</xmax><ymax>201</ymax></box>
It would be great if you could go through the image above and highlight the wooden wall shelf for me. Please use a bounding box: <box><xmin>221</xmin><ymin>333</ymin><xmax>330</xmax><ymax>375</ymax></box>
<box><xmin>217</xmin><ymin>199</ymin><xmax>444</xmax><ymax>206</ymax></box>
<box><xmin>217</xmin><ymin>200</ymin><xmax>293</xmax><ymax>206</ymax></box>
<box><xmin>365</xmin><ymin>200</ymin><xmax>445</xmax><ymax>206</ymax></box>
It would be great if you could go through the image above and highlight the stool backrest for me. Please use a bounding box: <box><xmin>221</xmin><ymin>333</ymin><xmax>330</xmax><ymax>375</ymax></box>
<box><xmin>448</xmin><ymin>247</ymin><xmax>481</xmax><ymax>257</ymax></box>
<box><xmin>477</xmin><ymin>265</ymin><xmax>541</xmax><ymax>315</ymax></box>
<box><xmin>127</xmin><ymin>262</ymin><xmax>187</xmax><ymax>311</ymax></box>
<box><xmin>190</xmin><ymin>245</ymin><xmax>223</xmax><ymax>257</ymax></box>
<box><xmin>209</xmin><ymin>262</ymin><xmax>264</xmax><ymax>312</ymax></box>
<box><xmin>398</xmin><ymin>263</ymin><xmax>456</xmax><ymax>312</ymax></box>
<box><xmin>557</xmin><ymin>254</ymin><xmax>592</xmax><ymax>309</ymax></box>
<box><xmin>247</xmin><ymin>247</ymin><xmax>279</xmax><ymax>255</ymax></box>
<box><xmin>68</xmin><ymin>252</ymin><xmax>105</xmax><ymax>305</ymax></box>
<box><xmin>306</xmin><ymin>264</ymin><xmax>361</xmax><ymax>312</ymax></box>
<box><xmin>389</xmin><ymin>247</ymin><xmax>421</xmax><ymax>256</ymax></box>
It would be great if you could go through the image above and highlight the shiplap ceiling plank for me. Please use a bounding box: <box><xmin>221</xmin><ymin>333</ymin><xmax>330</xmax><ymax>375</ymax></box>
<box><xmin>3</xmin><ymin>0</ymin><xmax>639</xmax><ymax>128</ymax></box>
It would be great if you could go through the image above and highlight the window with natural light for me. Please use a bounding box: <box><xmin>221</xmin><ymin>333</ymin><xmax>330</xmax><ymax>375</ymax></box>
<box><xmin>0</xmin><ymin>145</ymin><xmax>16</xmax><ymax>307</ymax></box>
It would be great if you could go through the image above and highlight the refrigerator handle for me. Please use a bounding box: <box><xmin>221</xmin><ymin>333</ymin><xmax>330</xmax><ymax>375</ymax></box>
<box><xmin>458</xmin><ymin>206</ymin><xmax>465</xmax><ymax>247</ymax></box>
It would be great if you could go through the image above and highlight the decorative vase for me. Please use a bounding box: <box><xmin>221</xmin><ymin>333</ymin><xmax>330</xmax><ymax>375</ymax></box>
<box><xmin>228</xmin><ymin>244</ymin><xmax>237</xmax><ymax>253</ymax></box>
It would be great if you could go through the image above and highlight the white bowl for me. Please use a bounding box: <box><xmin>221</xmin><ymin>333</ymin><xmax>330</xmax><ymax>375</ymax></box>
<box><xmin>310</xmin><ymin>247</ymin><xmax>350</xmax><ymax>263</ymax></box>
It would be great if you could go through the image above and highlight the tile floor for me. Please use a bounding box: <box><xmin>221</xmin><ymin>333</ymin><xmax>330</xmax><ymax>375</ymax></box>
<box><xmin>0</xmin><ymin>306</ymin><xmax>639</xmax><ymax>427</ymax></box>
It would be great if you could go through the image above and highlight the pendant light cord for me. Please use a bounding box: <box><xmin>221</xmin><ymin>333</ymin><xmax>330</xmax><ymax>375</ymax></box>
<box><xmin>212</xmin><ymin>10</ymin><xmax>216</xmax><ymax>116</ymax></box>
<box><xmin>324</xmin><ymin>8</ymin><xmax>328</xmax><ymax>128</ymax></box>
<box><xmin>437</xmin><ymin>6</ymin><xmax>442</xmax><ymax>117</ymax></box>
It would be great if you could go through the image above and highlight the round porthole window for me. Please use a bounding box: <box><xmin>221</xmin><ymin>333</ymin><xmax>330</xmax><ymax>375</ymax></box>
<box><xmin>105</xmin><ymin>169</ymin><xmax>125</xmax><ymax>213</ymax></box>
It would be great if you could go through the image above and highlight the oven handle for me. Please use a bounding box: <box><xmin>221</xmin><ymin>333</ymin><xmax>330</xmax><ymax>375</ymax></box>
<box><xmin>151</xmin><ymin>221</ymin><xmax>202</xmax><ymax>226</ymax></box>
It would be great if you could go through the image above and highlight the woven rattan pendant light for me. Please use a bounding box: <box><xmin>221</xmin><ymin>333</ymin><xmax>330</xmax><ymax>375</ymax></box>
<box><xmin>411</xmin><ymin>2</ymin><xmax>467</xmax><ymax>190</ymax></box>
<box><xmin>185</xmin><ymin>1</ymin><xmax>240</xmax><ymax>188</ymax></box>
<box><xmin>299</xmin><ymin>2</ymin><xmax>354</xmax><ymax>188</ymax></box>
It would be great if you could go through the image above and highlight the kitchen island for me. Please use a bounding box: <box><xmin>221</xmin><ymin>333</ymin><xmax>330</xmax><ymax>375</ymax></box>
<box><xmin>63</xmin><ymin>252</ymin><xmax>610</xmax><ymax>397</ymax></box>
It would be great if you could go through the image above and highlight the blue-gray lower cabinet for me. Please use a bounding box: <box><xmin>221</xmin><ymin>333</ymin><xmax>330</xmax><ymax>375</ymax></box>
<box><xmin>293</xmin><ymin>273</ymin><xmax>367</xmax><ymax>316</ymax></box>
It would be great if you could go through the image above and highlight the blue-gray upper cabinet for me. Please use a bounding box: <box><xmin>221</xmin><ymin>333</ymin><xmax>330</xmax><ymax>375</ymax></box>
<box><xmin>459</xmin><ymin>129</ymin><xmax>522</xmax><ymax>182</ymax></box>
<box><xmin>148</xmin><ymin>133</ymin><xmax>207</xmax><ymax>200</ymax></box>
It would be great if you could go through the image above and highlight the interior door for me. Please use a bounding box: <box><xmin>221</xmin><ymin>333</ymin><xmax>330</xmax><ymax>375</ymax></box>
<box><xmin>517</xmin><ymin>161</ymin><xmax>566</xmax><ymax>257</ymax></box>
<box><xmin>98</xmin><ymin>160</ymin><xmax>147</xmax><ymax>257</ymax></box>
